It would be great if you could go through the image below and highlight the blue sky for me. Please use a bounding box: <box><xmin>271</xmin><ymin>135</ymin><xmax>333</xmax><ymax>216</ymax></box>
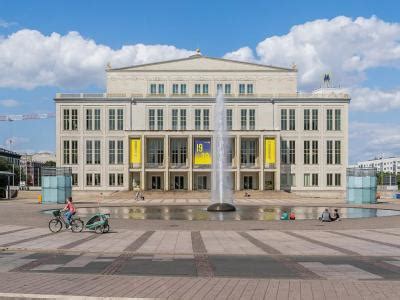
<box><xmin>0</xmin><ymin>0</ymin><xmax>399</xmax><ymax>163</ymax></box>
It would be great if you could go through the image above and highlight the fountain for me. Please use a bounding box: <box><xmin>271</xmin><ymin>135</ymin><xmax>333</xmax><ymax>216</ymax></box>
<box><xmin>207</xmin><ymin>88</ymin><xmax>236</xmax><ymax>212</ymax></box>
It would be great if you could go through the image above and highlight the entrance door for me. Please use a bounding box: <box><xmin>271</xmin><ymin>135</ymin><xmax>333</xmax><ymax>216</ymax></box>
<box><xmin>174</xmin><ymin>176</ymin><xmax>185</xmax><ymax>190</ymax></box>
<box><xmin>151</xmin><ymin>176</ymin><xmax>161</xmax><ymax>190</ymax></box>
<box><xmin>197</xmin><ymin>175</ymin><xmax>208</xmax><ymax>190</ymax></box>
<box><xmin>244</xmin><ymin>176</ymin><xmax>253</xmax><ymax>189</ymax></box>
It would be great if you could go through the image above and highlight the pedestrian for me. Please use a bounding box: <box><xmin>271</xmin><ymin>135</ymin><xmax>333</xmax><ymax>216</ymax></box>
<box><xmin>320</xmin><ymin>208</ymin><xmax>332</xmax><ymax>222</ymax></box>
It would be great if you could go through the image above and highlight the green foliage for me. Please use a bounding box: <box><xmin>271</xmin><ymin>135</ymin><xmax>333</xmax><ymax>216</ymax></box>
<box><xmin>0</xmin><ymin>157</ymin><xmax>24</xmax><ymax>187</ymax></box>
<box><xmin>44</xmin><ymin>161</ymin><xmax>56</xmax><ymax>167</ymax></box>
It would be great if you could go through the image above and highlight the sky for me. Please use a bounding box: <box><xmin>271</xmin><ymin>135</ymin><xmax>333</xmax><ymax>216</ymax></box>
<box><xmin>0</xmin><ymin>0</ymin><xmax>399</xmax><ymax>163</ymax></box>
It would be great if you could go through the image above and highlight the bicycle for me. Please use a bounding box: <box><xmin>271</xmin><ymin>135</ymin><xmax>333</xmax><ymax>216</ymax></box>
<box><xmin>48</xmin><ymin>209</ymin><xmax>84</xmax><ymax>233</ymax></box>
<box><xmin>135</xmin><ymin>190</ymin><xmax>144</xmax><ymax>201</ymax></box>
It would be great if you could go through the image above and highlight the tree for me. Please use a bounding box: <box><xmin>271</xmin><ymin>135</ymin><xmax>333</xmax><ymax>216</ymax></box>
<box><xmin>0</xmin><ymin>157</ymin><xmax>24</xmax><ymax>187</ymax></box>
<box><xmin>43</xmin><ymin>161</ymin><xmax>56</xmax><ymax>167</ymax></box>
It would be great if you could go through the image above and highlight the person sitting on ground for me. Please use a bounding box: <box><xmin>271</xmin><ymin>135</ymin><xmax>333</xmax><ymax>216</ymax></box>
<box><xmin>63</xmin><ymin>197</ymin><xmax>76</xmax><ymax>228</ymax></box>
<box><xmin>331</xmin><ymin>208</ymin><xmax>340</xmax><ymax>221</ymax></box>
<box><xmin>280</xmin><ymin>211</ymin><xmax>289</xmax><ymax>220</ymax></box>
<box><xmin>289</xmin><ymin>211</ymin><xmax>296</xmax><ymax>220</ymax></box>
<box><xmin>320</xmin><ymin>208</ymin><xmax>332</xmax><ymax>222</ymax></box>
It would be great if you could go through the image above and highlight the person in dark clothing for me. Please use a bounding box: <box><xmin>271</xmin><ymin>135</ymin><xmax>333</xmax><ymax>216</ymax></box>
<box><xmin>331</xmin><ymin>209</ymin><xmax>340</xmax><ymax>221</ymax></box>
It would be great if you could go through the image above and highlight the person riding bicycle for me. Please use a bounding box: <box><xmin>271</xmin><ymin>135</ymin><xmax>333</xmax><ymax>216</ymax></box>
<box><xmin>62</xmin><ymin>197</ymin><xmax>76</xmax><ymax>228</ymax></box>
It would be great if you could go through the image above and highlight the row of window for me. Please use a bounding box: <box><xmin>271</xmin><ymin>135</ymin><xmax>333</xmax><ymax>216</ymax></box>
<box><xmin>63</xmin><ymin>108</ymin><xmax>123</xmax><ymax>131</ymax></box>
<box><xmin>72</xmin><ymin>173</ymin><xmax>124</xmax><ymax>187</ymax></box>
<box><xmin>304</xmin><ymin>173</ymin><xmax>342</xmax><ymax>187</ymax></box>
<box><xmin>280</xmin><ymin>140</ymin><xmax>341</xmax><ymax>165</ymax></box>
<box><xmin>149</xmin><ymin>83</ymin><xmax>254</xmax><ymax>95</ymax></box>
<box><xmin>281</xmin><ymin>109</ymin><xmax>342</xmax><ymax>131</ymax></box>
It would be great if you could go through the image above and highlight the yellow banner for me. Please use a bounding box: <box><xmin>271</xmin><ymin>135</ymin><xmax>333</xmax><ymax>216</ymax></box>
<box><xmin>265</xmin><ymin>138</ymin><xmax>276</xmax><ymax>164</ymax></box>
<box><xmin>130</xmin><ymin>139</ymin><xmax>141</xmax><ymax>164</ymax></box>
<box><xmin>194</xmin><ymin>139</ymin><xmax>212</xmax><ymax>165</ymax></box>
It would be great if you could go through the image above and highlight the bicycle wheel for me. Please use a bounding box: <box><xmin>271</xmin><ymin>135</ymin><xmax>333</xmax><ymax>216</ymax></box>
<box><xmin>49</xmin><ymin>219</ymin><xmax>62</xmax><ymax>233</ymax></box>
<box><xmin>71</xmin><ymin>219</ymin><xmax>84</xmax><ymax>233</ymax></box>
<box><xmin>103</xmin><ymin>224</ymin><xmax>110</xmax><ymax>233</ymax></box>
<box><xmin>95</xmin><ymin>225</ymin><xmax>104</xmax><ymax>234</ymax></box>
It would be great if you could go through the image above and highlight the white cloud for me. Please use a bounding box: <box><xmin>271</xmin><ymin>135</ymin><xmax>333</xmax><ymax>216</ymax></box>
<box><xmin>0</xmin><ymin>99</ymin><xmax>19</xmax><ymax>107</ymax></box>
<box><xmin>226</xmin><ymin>16</ymin><xmax>400</xmax><ymax>89</ymax></box>
<box><xmin>0</xmin><ymin>19</ymin><xmax>17</xmax><ymax>28</ymax></box>
<box><xmin>350</xmin><ymin>122</ymin><xmax>400</xmax><ymax>163</ymax></box>
<box><xmin>224</xmin><ymin>47</ymin><xmax>255</xmax><ymax>62</ymax></box>
<box><xmin>351</xmin><ymin>87</ymin><xmax>400</xmax><ymax>111</ymax></box>
<box><xmin>2</xmin><ymin>136</ymin><xmax>30</xmax><ymax>149</ymax></box>
<box><xmin>0</xmin><ymin>30</ymin><xmax>195</xmax><ymax>89</ymax></box>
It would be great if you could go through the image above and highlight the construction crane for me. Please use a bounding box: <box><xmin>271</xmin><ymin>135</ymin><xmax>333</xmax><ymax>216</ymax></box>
<box><xmin>0</xmin><ymin>112</ymin><xmax>55</xmax><ymax>122</ymax></box>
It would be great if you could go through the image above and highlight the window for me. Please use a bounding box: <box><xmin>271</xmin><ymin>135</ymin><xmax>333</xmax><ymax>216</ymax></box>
<box><xmin>117</xmin><ymin>109</ymin><xmax>123</xmax><ymax>130</ymax></box>
<box><xmin>335</xmin><ymin>109</ymin><xmax>341</xmax><ymax>130</ymax></box>
<box><xmin>157</xmin><ymin>109</ymin><xmax>163</xmax><ymax>130</ymax></box>
<box><xmin>86</xmin><ymin>109</ymin><xmax>93</xmax><ymax>130</ymax></box>
<box><xmin>71</xmin><ymin>141</ymin><xmax>78</xmax><ymax>164</ymax></box>
<box><xmin>327</xmin><ymin>109</ymin><xmax>333</xmax><ymax>131</ymax></box>
<box><xmin>304</xmin><ymin>109</ymin><xmax>310</xmax><ymax>130</ymax></box>
<box><xmin>180</xmin><ymin>109</ymin><xmax>186</xmax><ymax>130</ymax></box>
<box><xmin>63</xmin><ymin>109</ymin><xmax>78</xmax><ymax>131</ymax></box>
<box><xmin>195</xmin><ymin>109</ymin><xmax>201</xmax><ymax>130</ymax></box>
<box><xmin>117</xmin><ymin>173</ymin><xmax>123</xmax><ymax>186</ymax></box>
<box><xmin>312</xmin><ymin>173</ymin><xmax>318</xmax><ymax>186</ymax></box>
<box><xmin>172</xmin><ymin>109</ymin><xmax>178</xmax><ymax>130</ymax></box>
<box><xmin>172</xmin><ymin>84</ymin><xmax>179</xmax><ymax>94</ymax></box>
<box><xmin>94</xmin><ymin>109</ymin><xmax>100</xmax><ymax>130</ymax></box>
<box><xmin>171</xmin><ymin>139</ymin><xmax>187</xmax><ymax>165</ymax></box>
<box><xmin>327</xmin><ymin>173</ymin><xmax>333</xmax><ymax>186</ymax></box>
<box><xmin>249</xmin><ymin>109</ymin><xmax>256</xmax><ymax>130</ymax></box>
<box><xmin>312</xmin><ymin>141</ymin><xmax>318</xmax><ymax>164</ymax></box>
<box><xmin>109</xmin><ymin>141</ymin><xmax>115</xmax><ymax>164</ymax></box>
<box><xmin>72</xmin><ymin>174</ymin><xmax>78</xmax><ymax>186</ymax></box>
<box><xmin>71</xmin><ymin>109</ymin><xmax>78</xmax><ymax>130</ymax></box>
<box><xmin>149</xmin><ymin>109</ymin><xmax>155</xmax><ymax>130</ymax></box>
<box><xmin>195</xmin><ymin>84</ymin><xmax>201</xmax><ymax>94</ymax></box>
<box><xmin>241</xmin><ymin>109</ymin><xmax>247</xmax><ymax>130</ymax></box>
<box><xmin>280</xmin><ymin>140</ymin><xmax>288</xmax><ymax>164</ymax></box>
<box><xmin>109</xmin><ymin>109</ymin><xmax>115</xmax><ymax>130</ymax></box>
<box><xmin>202</xmin><ymin>84</ymin><xmax>208</xmax><ymax>94</ymax></box>
<box><xmin>150</xmin><ymin>83</ymin><xmax>164</xmax><ymax>94</ymax></box>
<box><xmin>63</xmin><ymin>109</ymin><xmax>70</xmax><ymax>130</ymax></box>
<box><xmin>63</xmin><ymin>140</ymin><xmax>70</xmax><ymax>164</ymax></box>
<box><xmin>117</xmin><ymin>141</ymin><xmax>123</xmax><ymax>164</ymax></box>
<box><xmin>225</xmin><ymin>84</ymin><xmax>231</xmax><ymax>94</ymax></box>
<box><xmin>94</xmin><ymin>173</ymin><xmax>101</xmax><ymax>186</ymax></box>
<box><xmin>241</xmin><ymin>140</ymin><xmax>256</xmax><ymax>165</ymax></box>
<box><xmin>85</xmin><ymin>108</ymin><xmax>101</xmax><ymax>131</ymax></box>
<box><xmin>289</xmin><ymin>140</ymin><xmax>295</xmax><ymax>164</ymax></box>
<box><xmin>180</xmin><ymin>84</ymin><xmax>186</xmax><ymax>94</ymax></box>
<box><xmin>304</xmin><ymin>141</ymin><xmax>310</xmax><ymax>164</ymax></box>
<box><xmin>226</xmin><ymin>109</ymin><xmax>232</xmax><ymax>130</ymax></box>
<box><xmin>86</xmin><ymin>174</ymin><xmax>93</xmax><ymax>186</ymax></box>
<box><xmin>327</xmin><ymin>141</ymin><xmax>333</xmax><ymax>164</ymax></box>
<box><xmin>335</xmin><ymin>141</ymin><xmax>341</xmax><ymax>164</ymax></box>
<box><xmin>147</xmin><ymin>139</ymin><xmax>164</xmax><ymax>165</ymax></box>
<box><xmin>281</xmin><ymin>109</ymin><xmax>287</xmax><ymax>130</ymax></box>
<box><xmin>304</xmin><ymin>174</ymin><xmax>310</xmax><ymax>187</ymax></box>
<box><xmin>94</xmin><ymin>141</ymin><xmax>101</xmax><ymax>164</ymax></box>
<box><xmin>109</xmin><ymin>173</ymin><xmax>115</xmax><ymax>186</ymax></box>
<box><xmin>86</xmin><ymin>141</ymin><xmax>92</xmax><ymax>164</ymax></box>
<box><xmin>247</xmin><ymin>84</ymin><xmax>253</xmax><ymax>94</ymax></box>
<box><xmin>335</xmin><ymin>173</ymin><xmax>341</xmax><ymax>186</ymax></box>
<box><xmin>312</xmin><ymin>109</ymin><xmax>318</xmax><ymax>130</ymax></box>
<box><xmin>150</xmin><ymin>84</ymin><xmax>157</xmax><ymax>94</ymax></box>
<box><xmin>239</xmin><ymin>84</ymin><xmax>246</xmax><ymax>94</ymax></box>
<box><xmin>203</xmin><ymin>109</ymin><xmax>209</xmax><ymax>130</ymax></box>
<box><xmin>289</xmin><ymin>109</ymin><xmax>295</xmax><ymax>130</ymax></box>
<box><xmin>158</xmin><ymin>84</ymin><xmax>164</xmax><ymax>94</ymax></box>
<box><xmin>217</xmin><ymin>83</ymin><xmax>223</xmax><ymax>92</ymax></box>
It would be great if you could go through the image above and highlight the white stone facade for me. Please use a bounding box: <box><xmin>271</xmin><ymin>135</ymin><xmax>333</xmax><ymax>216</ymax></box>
<box><xmin>357</xmin><ymin>157</ymin><xmax>400</xmax><ymax>174</ymax></box>
<box><xmin>55</xmin><ymin>54</ymin><xmax>350</xmax><ymax>192</ymax></box>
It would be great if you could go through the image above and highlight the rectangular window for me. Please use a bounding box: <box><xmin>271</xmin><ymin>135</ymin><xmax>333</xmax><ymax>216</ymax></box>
<box><xmin>71</xmin><ymin>109</ymin><xmax>78</xmax><ymax>130</ymax></box>
<box><xmin>147</xmin><ymin>139</ymin><xmax>164</xmax><ymax>164</ymax></box>
<box><xmin>241</xmin><ymin>140</ymin><xmax>257</xmax><ymax>165</ymax></box>
<box><xmin>63</xmin><ymin>109</ymin><xmax>70</xmax><ymax>130</ymax></box>
<box><xmin>195</xmin><ymin>109</ymin><xmax>201</xmax><ymax>130</ymax></box>
<box><xmin>117</xmin><ymin>109</ymin><xmax>123</xmax><ymax>130</ymax></box>
<box><xmin>158</xmin><ymin>84</ymin><xmax>164</xmax><ymax>94</ymax></box>
<box><xmin>172</xmin><ymin>84</ymin><xmax>179</xmax><ymax>94</ymax></box>
<box><xmin>289</xmin><ymin>109</ymin><xmax>295</xmax><ymax>130</ymax></box>
<box><xmin>149</xmin><ymin>109</ymin><xmax>155</xmax><ymax>130</ymax></box>
<box><xmin>280</xmin><ymin>140</ymin><xmax>288</xmax><ymax>164</ymax></box>
<box><xmin>289</xmin><ymin>140</ymin><xmax>295</xmax><ymax>164</ymax></box>
<box><xmin>86</xmin><ymin>109</ymin><xmax>93</xmax><ymax>130</ymax></box>
<box><xmin>94</xmin><ymin>173</ymin><xmax>101</xmax><ymax>186</ymax></box>
<box><xmin>249</xmin><ymin>109</ymin><xmax>255</xmax><ymax>130</ymax></box>
<box><xmin>335</xmin><ymin>173</ymin><xmax>341</xmax><ymax>186</ymax></box>
<box><xmin>94</xmin><ymin>141</ymin><xmax>101</xmax><ymax>164</ymax></box>
<box><xmin>247</xmin><ymin>84</ymin><xmax>253</xmax><ymax>94</ymax></box>
<box><xmin>195</xmin><ymin>84</ymin><xmax>201</xmax><ymax>94</ymax></box>
<box><xmin>71</xmin><ymin>140</ymin><xmax>78</xmax><ymax>164</ymax></box>
<box><xmin>203</xmin><ymin>109</ymin><xmax>209</xmax><ymax>130</ymax></box>
<box><xmin>117</xmin><ymin>141</ymin><xmax>123</xmax><ymax>164</ymax></box>
<box><xmin>180</xmin><ymin>84</ymin><xmax>186</xmax><ymax>94</ymax></box>
<box><xmin>217</xmin><ymin>83</ymin><xmax>223</xmax><ymax>92</ymax></box>
<box><xmin>157</xmin><ymin>109</ymin><xmax>163</xmax><ymax>130</ymax></box>
<box><xmin>109</xmin><ymin>173</ymin><xmax>115</xmax><ymax>186</ymax></box>
<box><xmin>202</xmin><ymin>84</ymin><xmax>208</xmax><ymax>94</ymax></box>
<box><xmin>86</xmin><ymin>141</ymin><xmax>92</xmax><ymax>164</ymax></box>
<box><xmin>226</xmin><ymin>109</ymin><xmax>232</xmax><ymax>130</ymax></box>
<box><xmin>63</xmin><ymin>140</ymin><xmax>70</xmax><ymax>164</ymax></box>
<box><xmin>312</xmin><ymin>173</ymin><xmax>318</xmax><ymax>186</ymax></box>
<box><xmin>72</xmin><ymin>174</ymin><xmax>78</xmax><ymax>186</ymax></box>
<box><xmin>171</xmin><ymin>139</ymin><xmax>187</xmax><ymax>165</ymax></box>
<box><xmin>304</xmin><ymin>109</ymin><xmax>310</xmax><ymax>130</ymax></box>
<box><xmin>335</xmin><ymin>109</ymin><xmax>341</xmax><ymax>130</ymax></box>
<box><xmin>335</xmin><ymin>140</ymin><xmax>341</xmax><ymax>164</ymax></box>
<box><xmin>239</xmin><ymin>84</ymin><xmax>246</xmax><ymax>94</ymax></box>
<box><xmin>150</xmin><ymin>84</ymin><xmax>157</xmax><ymax>94</ymax></box>
<box><xmin>312</xmin><ymin>109</ymin><xmax>318</xmax><ymax>130</ymax></box>
<box><xmin>312</xmin><ymin>140</ymin><xmax>318</xmax><ymax>164</ymax></box>
<box><xmin>117</xmin><ymin>173</ymin><xmax>123</xmax><ymax>186</ymax></box>
<box><xmin>109</xmin><ymin>109</ymin><xmax>115</xmax><ymax>131</ymax></box>
<box><xmin>109</xmin><ymin>141</ymin><xmax>115</xmax><ymax>164</ymax></box>
<box><xmin>94</xmin><ymin>109</ymin><xmax>101</xmax><ymax>130</ymax></box>
<box><xmin>86</xmin><ymin>174</ymin><xmax>93</xmax><ymax>186</ymax></box>
<box><xmin>241</xmin><ymin>109</ymin><xmax>247</xmax><ymax>130</ymax></box>
<box><xmin>172</xmin><ymin>109</ymin><xmax>178</xmax><ymax>130</ymax></box>
<box><xmin>327</xmin><ymin>109</ymin><xmax>333</xmax><ymax>131</ymax></box>
<box><xmin>225</xmin><ymin>84</ymin><xmax>231</xmax><ymax>94</ymax></box>
<box><xmin>304</xmin><ymin>173</ymin><xmax>310</xmax><ymax>187</ymax></box>
<box><xmin>281</xmin><ymin>109</ymin><xmax>287</xmax><ymax>130</ymax></box>
<box><xmin>180</xmin><ymin>109</ymin><xmax>186</xmax><ymax>130</ymax></box>
<box><xmin>327</xmin><ymin>173</ymin><xmax>333</xmax><ymax>186</ymax></box>
<box><xmin>327</xmin><ymin>141</ymin><xmax>333</xmax><ymax>164</ymax></box>
<box><xmin>304</xmin><ymin>141</ymin><xmax>310</xmax><ymax>164</ymax></box>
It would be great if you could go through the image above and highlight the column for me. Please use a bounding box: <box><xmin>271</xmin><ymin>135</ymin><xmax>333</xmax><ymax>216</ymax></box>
<box><xmin>236</xmin><ymin>135</ymin><xmax>241</xmax><ymax>191</ymax></box>
<box><xmin>140</xmin><ymin>134</ymin><xmax>145</xmax><ymax>190</ymax></box>
<box><xmin>259</xmin><ymin>135</ymin><xmax>264</xmax><ymax>191</ymax></box>
<box><xmin>188</xmin><ymin>135</ymin><xmax>193</xmax><ymax>190</ymax></box>
<box><xmin>275</xmin><ymin>135</ymin><xmax>280</xmax><ymax>191</ymax></box>
<box><xmin>165</xmin><ymin>135</ymin><xmax>169</xmax><ymax>191</ymax></box>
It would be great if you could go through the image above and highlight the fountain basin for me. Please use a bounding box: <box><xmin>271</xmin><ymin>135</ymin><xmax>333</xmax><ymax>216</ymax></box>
<box><xmin>207</xmin><ymin>203</ymin><xmax>236</xmax><ymax>212</ymax></box>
